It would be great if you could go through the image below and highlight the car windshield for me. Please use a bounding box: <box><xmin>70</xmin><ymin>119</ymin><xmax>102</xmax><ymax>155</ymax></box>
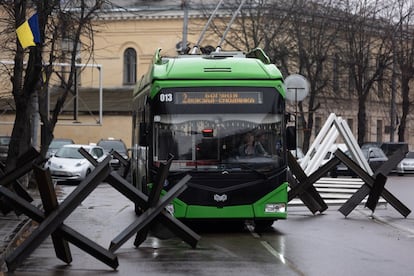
<box><xmin>361</xmin><ymin>147</ymin><xmax>387</xmax><ymax>159</ymax></box>
<box><xmin>55</xmin><ymin>147</ymin><xmax>84</xmax><ymax>159</ymax></box>
<box><xmin>98</xmin><ymin>141</ymin><xmax>126</xmax><ymax>153</ymax></box>
<box><xmin>406</xmin><ymin>152</ymin><xmax>414</xmax><ymax>158</ymax></box>
<box><xmin>50</xmin><ymin>139</ymin><xmax>73</xmax><ymax>149</ymax></box>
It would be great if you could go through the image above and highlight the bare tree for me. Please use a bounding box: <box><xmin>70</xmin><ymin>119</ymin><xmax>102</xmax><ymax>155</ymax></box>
<box><xmin>205</xmin><ymin>1</ymin><xmax>358</xmax><ymax>152</ymax></box>
<box><xmin>337</xmin><ymin>0</ymin><xmax>394</xmax><ymax>145</ymax></box>
<box><xmin>200</xmin><ymin>0</ymin><xmax>402</xmax><ymax>148</ymax></box>
<box><xmin>206</xmin><ymin>0</ymin><xmax>294</xmax><ymax>71</ymax></box>
<box><xmin>1</xmin><ymin>0</ymin><xmax>55</xmax><ymax>172</ymax></box>
<box><xmin>0</xmin><ymin>0</ymin><xmax>105</xmax><ymax>175</ymax></box>
<box><xmin>288</xmin><ymin>0</ymin><xmax>342</xmax><ymax>152</ymax></box>
<box><xmin>393</xmin><ymin>0</ymin><xmax>414</xmax><ymax>142</ymax></box>
<box><xmin>38</xmin><ymin>0</ymin><xmax>104</xmax><ymax>158</ymax></box>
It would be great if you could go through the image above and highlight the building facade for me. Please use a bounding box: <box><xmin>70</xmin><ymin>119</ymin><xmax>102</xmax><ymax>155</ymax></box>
<box><xmin>1</xmin><ymin>0</ymin><xmax>413</xmax><ymax>151</ymax></box>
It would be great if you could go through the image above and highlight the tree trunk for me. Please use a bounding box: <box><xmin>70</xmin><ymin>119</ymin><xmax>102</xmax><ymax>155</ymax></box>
<box><xmin>398</xmin><ymin>76</ymin><xmax>410</xmax><ymax>142</ymax></box>
<box><xmin>357</xmin><ymin>95</ymin><xmax>367</xmax><ymax>145</ymax></box>
<box><xmin>7</xmin><ymin>46</ymin><xmax>42</xmax><ymax>171</ymax></box>
<box><xmin>7</xmin><ymin>97</ymin><xmax>32</xmax><ymax>170</ymax></box>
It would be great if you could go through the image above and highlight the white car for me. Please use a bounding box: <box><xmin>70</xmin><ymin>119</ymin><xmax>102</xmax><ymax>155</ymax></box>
<box><xmin>45</xmin><ymin>144</ymin><xmax>107</xmax><ymax>181</ymax></box>
<box><xmin>397</xmin><ymin>151</ymin><xmax>414</xmax><ymax>176</ymax></box>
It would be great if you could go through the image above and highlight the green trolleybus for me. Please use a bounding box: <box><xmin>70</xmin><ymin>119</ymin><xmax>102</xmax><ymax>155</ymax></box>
<box><xmin>131</xmin><ymin>48</ymin><xmax>291</xmax><ymax>228</ymax></box>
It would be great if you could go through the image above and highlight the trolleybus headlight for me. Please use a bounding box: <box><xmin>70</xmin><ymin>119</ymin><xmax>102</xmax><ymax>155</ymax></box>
<box><xmin>265</xmin><ymin>203</ymin><xmax>286</xmax><ymax>213</ymax></box>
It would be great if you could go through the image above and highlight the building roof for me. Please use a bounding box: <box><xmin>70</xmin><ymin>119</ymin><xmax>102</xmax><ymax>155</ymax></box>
<box><xmin>94</xmin><ymin>0</ymin><xmax>230</xmax><ymax>20</ymax></box>
<box><xmin>106</xmin><ymin>0</ymin><xmax>217</xmax><ymax>9</ymax></box>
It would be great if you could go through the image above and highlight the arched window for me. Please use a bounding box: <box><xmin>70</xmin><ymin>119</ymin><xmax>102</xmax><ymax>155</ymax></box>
<box><xmin>123</xmin><ymin>48</ymin><xmax>137</xmax><ymax>85</ymax></box>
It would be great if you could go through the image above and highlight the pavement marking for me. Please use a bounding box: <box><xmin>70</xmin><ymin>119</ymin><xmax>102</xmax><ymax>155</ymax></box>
<box><xmin>246</xmin><ymin>224</ymin><xmax>305</xmax><ymax>276</ymax></box>
<box><xmin>260</xmin><ymin>240</ymin><xmax>306</xmax><ymax>275</ymax></box>
<box><xmin>260</xmin><ymin>240</ymin><xmax>286</xmax><ymax>264</ymax></box>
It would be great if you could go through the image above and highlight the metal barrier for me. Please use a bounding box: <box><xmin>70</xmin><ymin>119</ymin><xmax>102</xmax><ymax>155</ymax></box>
<box><xmin>2</xmin><ymin>146</ymin><xmax>410</xmax><ymax>271</ymax></box>
<box><xmin>111</xmin><ymin>150</ymin><xmax>130</xmax><ymax>178</ymax></box>
<box><xmin>0</xmin><ymin>148</ymin><xmax>199</xmax><ymax>272</ymax></box>
<box><xmin>80</xmin><ymin>150</ymin><xmax>199</xmax><ymax>251</ymax></box>
<box><xmin>287</xmin><ymin>150</ymin><xmax>340</xmax><ymax>214</ymax></box>
<box><xmin>0</xmin><ymin>148</ymin><xmax>39</xmax><ymax>214</ymax></box>
<box><xmin>335</xmin><ymin>148</ymin><xmax>411</xmax><ymax>217</ymax></box>
<box><xmin>288</xmin><ymin>147</ymin><xmax>411</xmax><ymax>219</ymax></box>
<box><xmin>1</xmin><ymin>155</ymin><xmax>117</xmax><ymax>271</ymax></box>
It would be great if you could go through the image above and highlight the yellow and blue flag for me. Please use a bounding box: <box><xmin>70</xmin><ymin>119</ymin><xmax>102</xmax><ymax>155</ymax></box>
<box><xmin>16</xmin><ymin>13</ymin><xmax>41</xmax><ymax>49</ymax></box>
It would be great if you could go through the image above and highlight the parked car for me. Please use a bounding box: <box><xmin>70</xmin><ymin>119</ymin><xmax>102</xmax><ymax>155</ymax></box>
<box><xmin>46</xmin><ymin>138</ymin><xmax>75</xmax><ymax>158</ymax></box>
<box><xmin>331</xmin><ymin>146</ymin><xmax>388</xmax><ymax>177</ymax></box>
<box><xmin>396</xmin><ymin>151</ymin><xmax>414</xmax><ymax>176</ymax></box>
<box><xmin>0</xmin><ymin>135</ymin><xmax>11</xmax><ymax>165</ymax></box>
<box><xmin>361</xmin><ymin>142</ymin><xmax>381</xmax><ymax>149</ymax></box>
<box><xmin>97</xmin><ymin>138</ymin><xmax>129</xmax><ymax>170</ymax></box>
<box><xmin>380</xmin><ymin>142</ymin><xmax>408</xmax><ymax>173</ymax></box>
<box><xmin>380</xmin><ymin>142</ymin><xmax>408</xmax><ymax>158</ymax></box>
<box><xmin>45</xmin><ymin>144</ymin><xmax>106</xmax><ymax>181</ymax></box>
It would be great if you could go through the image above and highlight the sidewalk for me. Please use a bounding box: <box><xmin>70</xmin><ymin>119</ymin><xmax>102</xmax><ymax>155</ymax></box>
<box><xmin>0</xmin><ymin>211</ymin><xmax>32</xmax><ymax>272</ymax></box>
<box><xmin>0</xmin><ymin>189</ymin><xmax>40</xmax><ymax>272</ymax></box>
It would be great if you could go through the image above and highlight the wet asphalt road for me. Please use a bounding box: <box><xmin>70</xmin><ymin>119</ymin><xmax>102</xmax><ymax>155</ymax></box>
<box><xmin>4</xmin><ymin>175</ymin><xmax>414</xmax><ymax>276</ymax></box>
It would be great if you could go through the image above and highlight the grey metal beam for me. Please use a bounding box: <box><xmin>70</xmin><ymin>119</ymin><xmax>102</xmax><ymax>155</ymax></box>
<box><xmin>109</xmin><ymin>174</ymin><xmax>191</xmax><ymax>251</ymax></box>
<box><xmin>0</xmin><ymin>185</ymin><xmax>118</xmax><ymax>271</ymax></box>
<box><xmin>5</xmin><ymin>156</ymin><xmax>112</xmax><ymax>271</ymax></box>
<box><xmin>335</xmin><ymin>149</ymin><xmax>411</xmax><ymax>217</ymax></box>
<box><xmin>365</xmin><ymin>173</ymin><xmax>386</xmax><ymax>212</ymax></box>
<box><xmin>0</xmin><ymin>147</ymin><xmax>39</xmax><ymax>204</ymax></box>
<box><xmin>111</xmin><ymin>150</ymin><xmax>129</xmax><ymax>167</ymax></box>
<box><xmin>287</xmin><ymin>151</ymin><xmax>329</xmax><ymax>213</ymax></box>
<box><xmin>80</xmin><ymin>148</ymin><xmax>199</xmax><ymax>250</ymax></box>
<box><xmin>33</xmin><ymin>165</ymin><xmax>72</xmax><ymax>264</ymax></box>
<box><xmin>287</xmin><ymin>171</ymin><xmax>322</xmax><ymax>214</ymax></box>
<box><xmin>134</xmin><ymin>157</ymin><xmax>173</xmax><ymax>245</ymax></box>
<box><xmin>373</xmin><ymin>148</ymin><xmax>406</xmax><ymax>177</ymax></box>
<box><xmin>154</xmin><ymin>210</ymin><xmax>200</xmax><ymax>249</ymax></box>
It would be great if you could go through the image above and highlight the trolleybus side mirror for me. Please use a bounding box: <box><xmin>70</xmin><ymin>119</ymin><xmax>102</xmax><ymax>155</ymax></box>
<box><xmin>139</xmin><ymin>123</ymin><xmax>149</xmax><ymax>146</ymax></box>
<box><xmin>286</xmin><ymin>126</ymin><xmax>296</xmax><ymax>150</ymax></box>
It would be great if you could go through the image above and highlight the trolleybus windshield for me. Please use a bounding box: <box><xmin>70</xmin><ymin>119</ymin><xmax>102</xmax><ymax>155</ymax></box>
<box><xmin>152</xmin><ymin>87</ymin><xmax>285</xmax><ymax>173</ymax></box>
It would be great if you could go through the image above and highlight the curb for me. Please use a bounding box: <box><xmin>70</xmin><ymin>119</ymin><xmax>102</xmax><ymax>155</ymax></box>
<box><xmin>0</xmin><ymin>215</ymin><xmax>33</xmax><ymax>272</ymax></box>
<box><xmin>0</xmin><ymin>189</ymin><xmax>41</xmax><ymax>273</ymax></box>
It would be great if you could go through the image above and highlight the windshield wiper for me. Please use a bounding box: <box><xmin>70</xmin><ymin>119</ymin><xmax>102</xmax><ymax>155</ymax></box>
<box><xmin>242</xmin><ymin>163</ymin><xmax>286</xmax><ymax>181</ymax></box>
<box><xmin>228</xmin><ymin>162</ymin><xmax>268</xmax><ymax>179</ymax></box>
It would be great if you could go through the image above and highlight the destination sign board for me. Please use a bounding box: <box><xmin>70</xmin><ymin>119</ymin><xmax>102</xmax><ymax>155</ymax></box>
<box><xmin>174</xmin><ymin>91</ymin><xmax>263</xmax><ymax>104</ymax></box>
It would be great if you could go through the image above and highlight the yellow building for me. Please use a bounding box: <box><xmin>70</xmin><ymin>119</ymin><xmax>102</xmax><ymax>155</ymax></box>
<box><xmin>1</xmin><ymin>0</ymin><xmax>413</xmax><ymax>150</ymax></box>
<box><xmin>1</xmin><ymin>1</ymin><xmax>220</xmax><ymax>146</ymax></box>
